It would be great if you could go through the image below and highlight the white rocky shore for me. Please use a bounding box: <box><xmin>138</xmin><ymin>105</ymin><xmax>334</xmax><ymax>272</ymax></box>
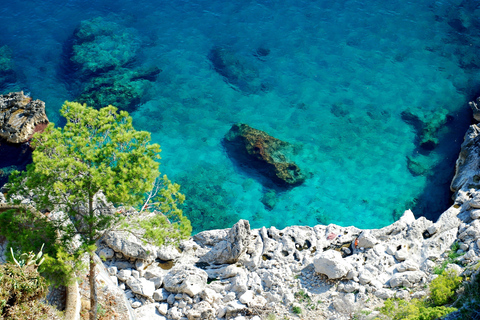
<box><xmin>85</xmin><ymin>111</ymin><xmax>480</xmax><ymax>320</ymax></box>
<box><xmin>1</xmin><ymin>104</ymin><xmax>480</xmax><ymax>320</ymax></box>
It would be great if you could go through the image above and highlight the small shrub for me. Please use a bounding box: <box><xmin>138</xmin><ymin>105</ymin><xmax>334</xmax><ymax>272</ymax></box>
<box><xmin>378</xmin><ymin>298</ymin><xmax>456</xmax><ymax>320</ymax></box>
<box><xmin>0</xmin><ymin>262</ymin><xmax>48</xmax><ymax>318</ymax></box>
<box><xmin>292</xmin><ymin>305</ymin><xmax>302</xmax><ymax>315</ymax></box>
<box><xmin>430</xmin><ymin>270</ymin><xmax>462</xmax><ymax>306</ymax></box>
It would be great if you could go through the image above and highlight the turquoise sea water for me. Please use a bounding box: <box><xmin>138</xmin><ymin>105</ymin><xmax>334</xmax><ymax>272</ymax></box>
<box><xmin>1</xmin><ymin>0</ymin><xmax>479</xmax><ymax>232</ymax></box>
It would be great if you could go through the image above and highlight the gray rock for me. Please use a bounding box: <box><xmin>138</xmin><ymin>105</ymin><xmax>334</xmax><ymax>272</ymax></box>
<box><xmin>105</xmin><ymin>231</ymin><xmax>154</xmax><ymax>260</ymax></box>
<box><xmin>134</xmin><ymin>303</ymin><xmax>166</xmax><ymax>320</ymax></box>
<box><xmin>126</xmin><ymin>278</ymin><xmax>156</xmax><ymax>298</ymax></box>
<box><xmin>157</xmin><ymin>245</ymin><xmax>181</xmax><ymax>261</ymax></box>
<box><xmin>333</xmin><ymin>293</ymin><xmax>355</xmax><ymax>314</ymax></box>
<box><xmin>99</xmin><ymin>247</ymin><xmax>115</xmax><ymax>260</ymax></box>
<box><xmin>357</xmin><ymin>231</ymin><xmax>377</xmax><ymax>248</ymax></box>
<box><xmin>239</xmin><ymin>290</ymin><xmax>254</xmax><ymax>304</ymax></box>
<box><xmin>471</xmin><ymin>209</ymin><xmax>480</xmax><ymax>220</ymax></box>
<box><xmin>117</xmin><ymin>269</ymin><xmax>132</xmax><ymax>281</ymax></box>
<box><xmin>196</xmin><ymin>220</ymin><xmax>251</xmax><ymax>264</ymax></box>
<box><xmin>153</xmin><ymin>289</ymin><xmax>170</xmax><ymax>302</ymax></box>
<box><xmin>163</xmin><ymin>265</ymin><xmax>208</xmax><ymax>297</ymax></box>
<box><xmin>313</xmin><ymin>250</ymin><xmax>353</xmax><ymax>279</ymax></box>
<box><xmin>185</xmin><ymin>301</ymin><xmax>215</xmax><ymax>320</ymax></box>
<box><xmin>389</xmin><ymin>271</ymin><xmax>426</xmax><ymax>288</ymax></box>
<box><xmin>116</xmin><ymin>261</ymin><xmax>133</xmax><ymax>270</ymax></box>
<box><xmin>396</xmin><ymin>261</ymin><xmax>419</xmax><ymax>272</ymax></box>
<box><xmin>451</xmin><ymin>124</ymin><xmax>480</xmax><ymax>195</ymax></box>
<box><xmin>374</xmin><ymin>289</ymin><xmax>393</xmax><ymax>300</ymax></box>
<box><xmin>225</xmin><ymin>300</ymin><xmax>247</xmax><ymax>318</ymax></box>
<box><xmin>395</xmin><ymin>249</ymin><xmax>408</xmax><ymax>261</ymax></box>
<box><xmin>157</xmin><ymin>303</ymin><xmax>168</xmax><ymax>315</ymax></box>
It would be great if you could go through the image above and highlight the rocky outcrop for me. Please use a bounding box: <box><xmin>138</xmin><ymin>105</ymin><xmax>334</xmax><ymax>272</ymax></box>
<box><xmin>0</xmin><ymin>91</ymin><xmax>49</xmax><ymax>144</ymax></box>
<box><xmin>224</xmin><ymin>123</ymin><xmax>306</xmax><ymax>186</ymax></box>
<box><xmin>208</xmin><ymin>46</ymin><xmax>266</xmax><ymax>94</ymax></box>
<box><xmin>195</xmin><ymin>219</ymin><xmax>251</xmax><ymax>264</ymax></box>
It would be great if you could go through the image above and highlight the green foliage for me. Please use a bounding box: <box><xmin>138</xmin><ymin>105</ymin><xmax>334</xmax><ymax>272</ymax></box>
<box><xmin>8</xmin><ymin>102</ymin><xmax>161</xmax><ymax>248</ymax></box>
<box><xmin>378</xmin><ymin>298</ymin><xmax>456</xmax><ymax>320</ymax></box>
<box><xmin>433</xmin><ymin>242</ymin><xmax>466</xmax><ymax>275</ymax></box>
<box><xmin>453</xmin><ymin>268</ymin><xmax>480</xmax><ymax>318</ymax></box>
<box><xmin>377</xmin><ymin>269</ymin><xmax>461</xmax><ymax>320</ymax></box>
<box><xmin>266</xmin><ymin>314</ymin><xmax>277</xmax><ymax>320</ymax></box>
<box><xmin>0</xmin><ymin>207</ymin><xmax>82</xmax><ymax>286</ymax></box>
<box><xmin>6</xmin><ymin>101</ymin><xmax>190</xmax><ymax>319</ymax></box>
<box><xmin>430</xmin><ymin>270</ymin><xmax>462</xmax><ymax>306</ymax></box>
<box><xmin>292</xmin><ymin>305</ymin><xmax>302</xmax><ymax>315</ymax></box>
<box><xmin>0</xmin><ymin>261</ymin><xmax>52</xmax><ymax>319</ymax></box>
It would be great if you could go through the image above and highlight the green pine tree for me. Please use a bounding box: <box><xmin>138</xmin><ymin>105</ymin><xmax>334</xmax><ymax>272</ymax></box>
<box><xmin>7</xmin><ymin>101</ymin><xmax>191</xmax><ymax>320</ymax></box>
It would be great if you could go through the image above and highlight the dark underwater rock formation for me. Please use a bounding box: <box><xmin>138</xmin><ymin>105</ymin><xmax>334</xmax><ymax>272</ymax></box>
<box><xmin>76</xmin><ymin>67</ymin><xmax>161</xmax><ymax>113</ymax></box>
<box><xmin>209</xmin><ymin>46</ymin><xmax>267</xmax><ymax>94</ymax></box>
<box><xmin>0</xmin><ymin>92</ymin><xmax>49</xmax><ymax>144</ymax></box>
<box><xmin>401</xmin><ymin>108</ymin><xmax>452</xmax><ymax>151</ymax></box>
<box><xmin>224</xmin><ymin>123</ymin><xmax>305</xmax><ymax>186</ymax></box>
<box><xmin>71</xmin><ymin>17</ymin><xmax>140</xmax><ymax>75</ymax></box>
<box><xmin>67</xmin><ymin>17</ymin><xmax>158</xmax><ymax>112</ymax></box>
<box><xmin>0</xmin><ymin>46</ymin><xmax>17</xmax><ymax>91</ymax></box>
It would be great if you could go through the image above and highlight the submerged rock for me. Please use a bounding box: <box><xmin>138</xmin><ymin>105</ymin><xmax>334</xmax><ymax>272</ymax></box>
<box><xmin>401</xmin><ymin>108</ymin><xmax>452</xmax><ymax>151</ymax></box>
<box><xmin>0</xmin><ymin>46</ymin><xmax>17</xmax><ymax>90</ymax></box>
<box><xmin>0</xmin><ymin>91</ymin><xmax>49</xmax><ymax>144</ymax></box>
<box><xmin>224</xmin><ymin>123</ymin><xmax>305</xmax><ymax>186</ymax></box>
<box><xmin>209</xmin><ymin>46</ymin><xmax>266</xmax><ymax>94</ymax></box>
<box><xmin>76</xmin><ymin>67</ymin><xmax>161</xmax><ymax>112</ymax></box>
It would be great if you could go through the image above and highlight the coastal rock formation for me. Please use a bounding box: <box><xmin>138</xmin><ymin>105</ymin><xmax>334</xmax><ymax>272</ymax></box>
<box><xmin>208</xmin><ymin>46</ymin><xmax>266</xmax><ymax>94</ymax></box>
<box><xmin>92</xmin><ymin>99</ymin><xmax>480</xmax><ymax>318</ymax></box>
<box><xmin>3</xmin><ymin>99</ymin><xmax>480</xmax><ymax>319</ymax></box>
<box><xmin>0</xmin><ymin>91</ymin><xmax>49</xmax><ymax>144</ymax></box>
<box><xmin>224</xmin><ymin>123</ymin><xmax>305</xmax><ymax>186</ymax></box>
<box><xmin>401</xmin><ymin>108</ymin><xmax>452</xmax><ymax>151</ymax></box>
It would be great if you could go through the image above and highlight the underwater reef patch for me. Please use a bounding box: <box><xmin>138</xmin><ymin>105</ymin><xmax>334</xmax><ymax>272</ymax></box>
<box><xmin>224</xmin><ymin>123</ymin><xmax>305</xmax><ymax>187</ymax></box>
<box><xmin>208</xmin><ymin>46</ymin><xmax>268</xmax><ymax>94</ymax></box>
<box><xmin>0</xmin><ymin>46</ymin><xmax>17</xmax><ymax>91</ymax></box>
<box><xmin>67</xmin><ymin>17</ymin><xmax>159</xmax><ymax>112</ymax></box>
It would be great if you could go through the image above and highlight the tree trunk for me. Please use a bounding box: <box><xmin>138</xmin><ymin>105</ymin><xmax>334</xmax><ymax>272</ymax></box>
<box><xmin>89</xmin><ymin>252</ymin><xmax>97</xmax><ymax>320</ymax></box>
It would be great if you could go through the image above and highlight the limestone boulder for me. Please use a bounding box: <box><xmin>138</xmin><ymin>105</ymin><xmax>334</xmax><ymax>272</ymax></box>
<box><xmin>389</xmin><ymin>271</ymin><xmax>426</xmax><ymax>288</ymax></box>
<box><xmin>126</xmin><ymin>277</ymin><xmax>156</xmax><ymax>298</ymax></box>
<box><xmin>196</xmin><ymin>219</ymin><xmax>251</xmax><ymax>264</ymax></box>
<box><xmin>224</xmin><ymin>124</ymin><xmax>305</xmax><ymax>186</ymax></box>
<box><xmin>104</xmin><ymin>231</ymin><xmax>155</xmax><ymax>260</ymax></box>
<box><xmin>313</xmin><ymin>250</ymin><xmax>353</xmax><ymax>279</ymax></box>
<box><xmin>451</xmin><ymin>124</ymin><xmax>480</xmax><ymax>195</ymax></box>
<box><xmin>185</xmin><ymin>301</ymin><xmax>215</xmax><ymax>320</ymax></box>
<box><xmin>357</xmin><ymin>230</ymin><xmax>377</xmax><ymax>248</ymax></box>
<box><xmin>134</xmin><ymin>303</ymin><xmax>166</xmax><ymax>320</ymax></box>
<box><xmin>163</xmin><ymin>265</ymin><xmax>208</xmax><ymax>297</ymax></box>
<box><xmin>0</xmin><ymin>92</ymin><xmax>49</xmax><ymax>144</ymax></box>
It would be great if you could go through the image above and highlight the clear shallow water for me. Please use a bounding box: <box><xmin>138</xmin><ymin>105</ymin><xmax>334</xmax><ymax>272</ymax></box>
<box><xmin>1</xmin><ymin>0</ymin><xmax>479</xmax><ymax>232</ymax></box>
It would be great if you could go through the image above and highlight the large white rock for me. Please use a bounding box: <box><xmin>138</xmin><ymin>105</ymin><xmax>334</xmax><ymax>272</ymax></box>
<box><xmin>185</xmin><ymin>301</ymin><xmax>215</xmax><ymax>320</ymax></box>
<box><xmin>313</xmin><ymin>250</ymin><xmax>353</xmax><ymax>279</ymax></box>
<box><xmin>357</xmin><ymin>231</ymin><xmax>377</xmax><ymax>248</ymax></box>
<box><xmin>126</xmin><ymin>278</ymin><xmax>156</xmax><ymax>298</ymax></box>
<box><xmin>134</xmin><ymin>303</ymin><xmax>166</xmax><ymax>320</ymax></box>
<box><xmin>389</xmin><ymin>271</ymin><xmax>426</xmax><ymax>288</ymax></box>
<box><xmin>105</xmin><ymin>231</ymin><xmax>155</xmax><ymax>260</ymax></box>
<box><xmin>195</xmin><ymin>220</ymin><xmax>251</xmax><ymax>264</ymax></box>
<box><xmin>163</xmin><ymin>265</ymin><xmax>208</xmax><ymax>297</ymax></box>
